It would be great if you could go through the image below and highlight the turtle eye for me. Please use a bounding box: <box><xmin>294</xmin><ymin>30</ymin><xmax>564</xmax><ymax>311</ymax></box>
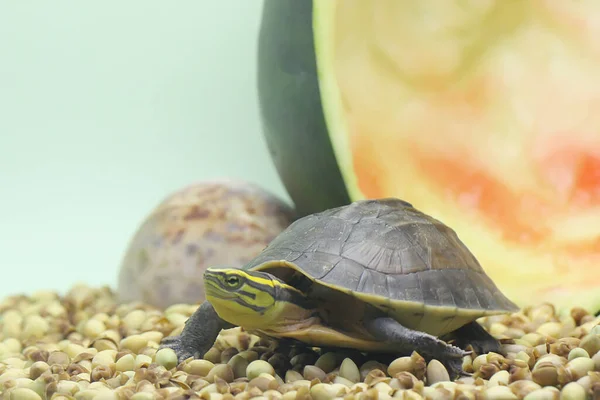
<box><xmin>225</xmin><ymin>276</ymin><xmax>240</xmax><ymax>287</ymax></box>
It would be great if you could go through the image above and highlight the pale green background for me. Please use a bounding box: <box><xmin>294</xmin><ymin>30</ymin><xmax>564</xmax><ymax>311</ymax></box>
<box><xmin>0</xmin><ymin>1</ymin><xmax>290</xmax><ymax>298</ymax></box>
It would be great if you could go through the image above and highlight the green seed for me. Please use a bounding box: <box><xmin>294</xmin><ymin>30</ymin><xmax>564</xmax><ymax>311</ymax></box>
<box><xmin>310</xmin><ymin>383</ymin><xmax>344</xmax><ymax>400</ymax></box>
<box><xmin>198</xmin><ymin>383</ymin><xmax>218</xmax><ymax>395</ymax></box>
<box><xmin>521</xmin><ymin>333</ymin><xmax>545</xmax><ymax>346</ymax></box>
<box><xmin>426</xmin><ymin>360</ymin><xmax>449</xmax><ymax>385</ymax></box>
<box><xmin>315</xmin><ymin>352</ymin><xmax>338</xmax><ymax>373</ymax></box>
<box><xmin>91</xmin><ymin>340</ymin><xmax>117</xmax><ymax>354</ymax></box>
<box><xmin>114</xmin><ymin>353</ymin><xmax>134</xmax><ymax>372</ymax></box>
<box><xmin>488</xmin><ymin>370</ymin><xmax>510</xmax><ymax>387</ymax></box>
<box><xmin>119</xmin><ymin>334</ymin><xmax>149</xmax><ymax>354</ymax></box>
<box><xmin>64</xmin><ymin>343</ymin><xmax>87</xmax><ymax>359</ymax></box>
<box><xmin>509</xmin><ymin>380</ymin><xmax>542</xmax><ymax>399</ymax></box>
<box><xmin>3</xmin><ymin>338</ymin><xmax>21</xmax><ymax>354</ymax></box>
<box><xmin>579</xmin><ymin>334</ymin><xmax>600</xmax><ymax>356</ymax></box>
<box><xmin>206</xmin><ymin>363</ymin><xmax>234</xmax><ymax>383</ymax></box>
<box><xmin>591</xmin><ymin>350</ymin><xmax>600</xmax><ymax>371</ymax></box>
<box><xmin>524</xmin><ymin>388</ymin><xmax>561</xmax><ymax>400</ymax></box>
<box><xmin>28</xmin><ymin>361</ymin><xmax>49</xmax><ymax>380</ymax></box>
<box><xmin>237</xmin><ymin>350</ymin><xmax>258</xmax><ymax>362</ymax></box>
<box><xmin>154</xmin><ymin>348</ymin><xmax>178</xmax><ymax>370</ymax></box>
<box><xmin>373</xmin><ymin>381</ymin><xmax>394</xmax><ymax>395</ymax></box>
<box><xmin>203</xmin><ymin>347</ymin><xmax>222</xmax><ymax>364</ymax></box>
<box><xmin>263</xmin><ymin>389</ymin><xmax>283</xmax><ymax>400</ymax></box>
<box><xmin>388</xmin><ymin>356</ymin><xmax>414</xmax><ymax>377</ymax></box>
<box><xmin>303</xmin><ymin>365</ymin><xmax>326</xmax><ymax>381</ymax></box>
<box><xmin>560</xmin><ymin>382</ymin><xmax>586</xmax><ymax>400</ymax></box>
<box><xmin>228</xmin><ymin>354</ymin><xmax>249</xmax><ymax>379</ymax></box>
<box><xmin>333</xmin><ymin>376</ymin><xmax>354</xmax><ymax>388</ymax></box>
<box><xmin>81</xmin><ymin>319</ymin><xmax>107</xmax><ymax>339</ymax></box>
<box><xmin>533</xmin><ymin>354</ymin><xmax>563</xmax><ymax>369</ymax></box>
<box><xmin>247</xmin><ymin>360</ymin><xmax>275</xmax><ymax>380</ymax></box>
<box><xmin>536</xmin><ymin>322</ymin><xmax>562</xmax><ymax>338</ymax></box>
<box><xmin>566</xmin><ymin>357</ymin><xmax>594</xmax><ymax>380</ymax></box>
<box><xmin>55</xmin><ymin>380</ymin><xmax>79</xmax><ymax>395</ymax></box>
<box><xmin>282</xmin><ymin>391</ymin><xmax>297</xmax><ymax>400</ymax></box>
<box><xmin>122</xmin><ymin>310</ymin><xmax>147</xmax><ymax>331</ymax></box>
<box><xmin>567</xmin><ymin>348</ymin><xmax>589</xmax><ymax>361</ymax></box>
<box><xmin>249</xmin><ymin>375</ymin><xmax>276</xmax><ymax>392</ymax></box>
<box><xmin>220</xmin><ymin>347</ymin><xmax>240</xmax><ymax>364</ymax></box>
<box><xmin>400</xmin><ymin>389</ymin><xmax>424</xmax><ymax>400</ymax></box>
<box><xmin>339</xmin><ymin>358</ymin><xmax>360</xmax><ymax>383</ymax></box>
<box><xmin>291</xmin><ymin>379</ymin><xmax>312</xmax><ymax>390</ymax></box>
<box><xmin>485</xmin><ymin>385</ymin><xmax>518</xmax><ymax>400</ymax></box>
<box><xmin>134</xmin><ymin>354</ymin><xmax>153</xmax><ymax>369</ymax></box>
<box><xmin>91</xmin><ymin>350</ymin><xmax>117</xmax><ymax>368</ymax></box>
<box><xmin>22</xmin><ymin>316</ymin><xmax>49</xmax><ymax>340</ymax></box>
<box><xmin>9</xmin><ymin>388</ymin><xmax>42</xmax><ymax>400</ymax></box>
<box><xmin>472</xmin><ymin>354</ymin><xmax>488</xmax><ymax>371</ymax></box>
<box><xmin>140</xmin><ymin>330</ymin><xmax>163</xmax><ymax>344</ymax></box>
<box><xmin>2</xmin><ymin>310</ymin><xmax>23</xmax><ymax>338</ymax></box>
<box><xmin>184</xmin><ymin>359</ymin><xmax>214</xmax><ymax>376</ymax></box>
<box><xmin>90</xmin><ymin>390</ymin><xmax>120</xmax><ymax>400</ymax></box>
<box><xmin>284</xmin><ymin>370</ymin><xmax>304</xmax><ymax>383</ymax></box>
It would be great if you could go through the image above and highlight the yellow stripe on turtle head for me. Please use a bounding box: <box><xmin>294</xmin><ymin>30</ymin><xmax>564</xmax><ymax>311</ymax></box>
<box><xmin>204</xmin><ymin>268</ymin><xmax>275</xmax><ymax>311</ymax></box>
<box><xmin>203</xmin><ymin>266</ymin><xmax>315</xmax><ymax>331</ymax></box>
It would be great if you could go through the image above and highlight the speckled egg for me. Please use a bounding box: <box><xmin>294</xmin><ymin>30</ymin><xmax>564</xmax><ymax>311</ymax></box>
<box><xmin>116</xmin><ymin>180</ymin><xmax>296</xmax><ymax>308</ymax></box>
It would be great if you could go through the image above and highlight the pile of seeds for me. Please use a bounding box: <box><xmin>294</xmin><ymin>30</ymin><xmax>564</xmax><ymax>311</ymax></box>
<box><xmin>1</xmin><ymin>284</ymin><xmax>599</xmax><ymax>400</ymax></box>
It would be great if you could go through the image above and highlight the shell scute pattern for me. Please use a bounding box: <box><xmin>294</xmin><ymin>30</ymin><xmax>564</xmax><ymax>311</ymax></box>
<box><xmin>245</xmin><ymin>199</ymin><xmax>518</xmax><ymax>313</ymax></box>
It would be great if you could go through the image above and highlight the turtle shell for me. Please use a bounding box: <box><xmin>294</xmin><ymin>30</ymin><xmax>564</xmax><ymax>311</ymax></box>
<box><xmin>244</xmin><ymin>198</ymin><xmax>519</xmax><ymax>336</ymax></box>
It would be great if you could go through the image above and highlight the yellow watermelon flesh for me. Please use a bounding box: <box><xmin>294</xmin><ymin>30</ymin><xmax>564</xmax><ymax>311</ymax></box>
<box><xmin>314</xmin><ymin>1</ymin><xmax>600</xmax><ymax>314</ymax></box>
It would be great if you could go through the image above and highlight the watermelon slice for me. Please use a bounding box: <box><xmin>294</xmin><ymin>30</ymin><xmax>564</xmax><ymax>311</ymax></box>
<box><xmin>257</xmin><ymin>0</ymin><xmax>600</xmax><ymax>314</ymax></box>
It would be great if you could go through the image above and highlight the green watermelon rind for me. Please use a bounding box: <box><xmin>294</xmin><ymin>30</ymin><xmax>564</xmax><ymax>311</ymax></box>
<box><xmin>257</xmin><ymin>0</ymin><xmax>352</xmax><ymax>217</ymax></box>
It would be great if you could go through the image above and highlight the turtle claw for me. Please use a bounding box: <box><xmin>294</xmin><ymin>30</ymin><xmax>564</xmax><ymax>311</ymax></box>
<box><xmin>428</xmin><ymin>342</ymin><xmax>471</xmax><ymax>380</ymax></box>
<box><xmin>444</xmin><ymin>342</ymin><xmax>471</xmax><ymax>359</ymax></box>
<box><xmin>469</xmin><ymin>339</ymin><xmax>502</xmax><ymax>356</ymax></box>
<box><xmin>461</xmin><ymin>349</ymin><xmax>474</xmax><ymax>357</ymax></box>
<box><xmin>449</xmin><ymin>321</ymin><xmax>503</xmax><ymax>356</ymax></box>
<box><xmin>159</xmin><ymin>335</ymin><xmax>198</xmax><ymax>363</ymax></box>
<box><xmin>157</xmin><ymin>301</ymin><xmax>229</xmax><ymax>365</ymax></box>
<box><xmin>441</xmin><ymin>356</ymin><xmax>470</xmax><ymax>381</ymax></box>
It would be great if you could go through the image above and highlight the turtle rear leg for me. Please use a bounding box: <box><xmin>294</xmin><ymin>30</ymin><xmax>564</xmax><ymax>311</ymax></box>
<box><xmin>447</xmin><ymin>321</ymin><xmax>501</xmax><ymax>355</ymax></box>
<box><xmin>160</xmin><ymin>301</ymin><xmax>234</xmax><ymax>363</ymax></box>
<box><xmin>365</xmin><ymin>317</ymin><xmax>470</xmax><ymax>380</ymax></box>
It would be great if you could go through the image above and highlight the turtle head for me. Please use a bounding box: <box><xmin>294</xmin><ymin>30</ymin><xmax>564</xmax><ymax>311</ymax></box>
<box><xmin>203</xmin><ymin>267</ymin><xmax>314</xmax><ymax>331</ymax></box>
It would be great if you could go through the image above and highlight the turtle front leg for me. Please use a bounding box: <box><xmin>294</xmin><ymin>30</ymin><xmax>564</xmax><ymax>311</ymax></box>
<box><xmin>160</xmin><ymin>301</ymin><xmax>235</xmax><ymax>363</ymax></box>
<box><xmin>365</xmin><ymin>317</ymin><xmax>470</xmax><ymax>380</ymax></box>
<box><xmin>446</xmin><ymin>321</ymin><xmax>501</xmax><ymax>355</ymax></box>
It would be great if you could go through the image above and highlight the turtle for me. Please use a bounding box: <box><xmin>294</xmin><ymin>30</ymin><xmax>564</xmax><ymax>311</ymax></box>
<box><xmin>160</xmin><ymin>198</ymin><xmax>519</xmax><ymax>378</ymax></box>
